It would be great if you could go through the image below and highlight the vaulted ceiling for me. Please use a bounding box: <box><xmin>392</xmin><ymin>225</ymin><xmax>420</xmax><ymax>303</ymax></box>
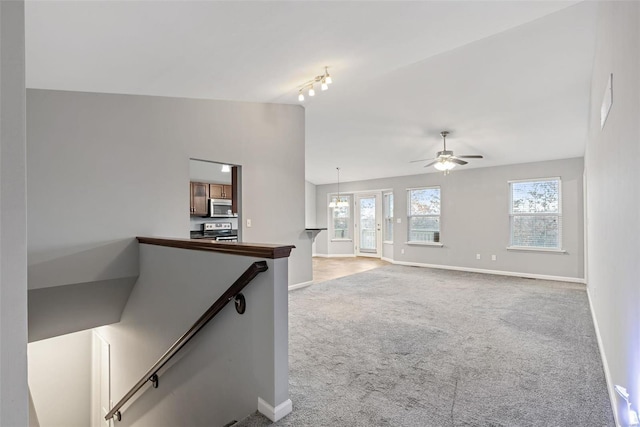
<box><xmin>26</xmin><ymin>1</ymin><xmax>597</xmax><ymax>184</ymax></box>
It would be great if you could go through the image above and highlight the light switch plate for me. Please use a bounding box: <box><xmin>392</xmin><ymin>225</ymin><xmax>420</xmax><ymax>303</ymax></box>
<box><xmin>247</xmin><ymin>219</ymin><xmax>252</xmax><ymax>228</ymax></box>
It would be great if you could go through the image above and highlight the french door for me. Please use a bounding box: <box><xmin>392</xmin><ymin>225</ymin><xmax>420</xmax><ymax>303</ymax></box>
<box><xmin>355</xmin><ymin>193</ymin><xmax>381</xmax><ymax>257</ymax></box>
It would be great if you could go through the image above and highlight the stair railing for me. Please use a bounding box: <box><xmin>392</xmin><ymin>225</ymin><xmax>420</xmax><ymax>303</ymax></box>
<box><xmin>105</xmin><ymin>260</ymin><xmax>269</xmax><ymax>422</ymax></box>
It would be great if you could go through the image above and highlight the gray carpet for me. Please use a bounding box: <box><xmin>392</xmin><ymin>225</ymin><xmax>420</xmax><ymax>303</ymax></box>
<box><xmin>235</xmin><ymin>265</ymin><xmax>614</xmax><ymax>426</ymax></box>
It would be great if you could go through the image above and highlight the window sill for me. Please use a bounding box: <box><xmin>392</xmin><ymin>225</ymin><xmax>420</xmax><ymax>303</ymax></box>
<box><xmin>331</xmin><ymin>239</ymin><xmax>353</xmax><ymax>243</ymax></box>
<box><xmin>406</xmin><ymin>242</ymin><xmax>443</xmax><ymax>247</ymax></box>
<box><xmin>506</xmin><ymin>246</ymin><xmax>566</xmax><ymax>253</ymax></box>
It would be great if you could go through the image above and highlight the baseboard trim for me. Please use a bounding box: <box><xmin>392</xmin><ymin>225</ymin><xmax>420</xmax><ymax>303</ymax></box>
<box><xmin>381</xmin><ymin>256</ymin><xmax>394</xmax><ymax>263</ymax></box>
<box><xmin>258</xmin><ymin>397</ymin><xmax>292</xmax><ymax>422</ymax></box>
<box><xmin>289</xmin><ymin>280</ymin><xmax>313</xmax><ymax>291</ymax></box>
<box><xmin>586</xmin><ymin>288</ymin><xmax>620</xmax><ymax>427</ymax></box>
<box><xmin>390</xmin><ymin>260</ymin><xmax>585</xmax><ymax>284</ymax></box>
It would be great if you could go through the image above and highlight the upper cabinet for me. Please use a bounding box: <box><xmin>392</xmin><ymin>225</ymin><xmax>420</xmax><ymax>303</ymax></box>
<box><xmin>209</xmin><ymin>184</ymin><xmax>232</xmax><ymax>200</ymax></box>
<box><xmin>190</xmin><ymin>182</ymin><xmax>209</xmax><ymax>216</ymax></box>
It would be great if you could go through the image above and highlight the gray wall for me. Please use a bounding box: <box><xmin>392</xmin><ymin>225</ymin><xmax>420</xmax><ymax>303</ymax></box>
<box><xmin>305</xmin><ymin>181</ymin><xmax>317</xmax><ymax>255</ymax></box>
<box><xmin>26</xmin><ymin>89</ymin><xmax>311</xmax><ymax>288</ymax></box>
<box><xmin>0</xmin><ymin>1</ymin><xmax>29</xmax><ymax>425</ymax></box>
<box><xmin>316</xmin><ymin>157</ymin><xmax>584</xmax><ymax>280</ymax></box>
<box><xmin>584</xmin><ymin>2</ymin><xmax>639</xmax><ymax>425</ymax></box>
<box><xmin>305</xmin><ymin>180</ymin><xmax>317</xmax><ymax>228</ymax></box>
<box><xmin>28</xmin><ymin>331</ymin><xmax>92</xmax><ymax>427</ymax></box>
<box><xmin>25</xmin><ymin>89</ymin><xmax>308</xmax><ymax>424</ymax></box>
<box><xmin>97</xmin><ymin>244</ymin><xmax>289</xmax><ymax>426</ymax></box>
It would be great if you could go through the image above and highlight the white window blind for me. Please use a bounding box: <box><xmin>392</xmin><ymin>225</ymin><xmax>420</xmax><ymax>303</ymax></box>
<box><xmin>509</xmin><ymin>178</ymin><xmax>561</xmax><ymax>249</ymax></box>
<box><xmin>330</xmin><ymin>195</ymin><xmax>352</xmax><ymax>240</ymax></box>
<box><xmin>383</xmin><ymin>192</ymin><xmax>394</xmax><ymax>242</ymax></box>
<box><xmin>407</xmin><ymin>187</ymin><xmax>440</xmax><ymax>243</ymax></box>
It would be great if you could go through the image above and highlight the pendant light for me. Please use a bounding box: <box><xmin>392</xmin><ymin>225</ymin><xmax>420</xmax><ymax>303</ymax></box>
<box><xmin>328</xmin><ymin>167</ymin><xmax>349</xmax><ymax>208</ymax></box>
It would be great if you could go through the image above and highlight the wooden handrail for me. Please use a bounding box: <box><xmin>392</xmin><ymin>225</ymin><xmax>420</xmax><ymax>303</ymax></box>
<box><xmin>105</xmin><ymin>260</ymin><xmax>269</xmax><ymax>422</ymax></box>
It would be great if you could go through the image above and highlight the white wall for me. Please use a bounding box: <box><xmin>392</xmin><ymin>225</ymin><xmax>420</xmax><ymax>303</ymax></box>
<box><xmin>316</xmin><ymin>158</ymin><xmax>584</xmax><ymax>280</ymax></box>
<box><xmin>584</xmin><ymin>2</ymin><xmax>640</xmax><ymax>425</ymax></box>
<box><xmin>0</xmin><ymin>1</ymin><xmax>28</xmax><ymax>425</ymax></box>
<box><xmin>28</xmin><ymin>331</ymin><xmax>92</xmax><ymax>427</ymax></box>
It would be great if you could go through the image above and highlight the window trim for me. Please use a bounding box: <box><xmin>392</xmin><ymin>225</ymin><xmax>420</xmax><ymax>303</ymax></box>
<box><xmin>508</xmin><ymin>177</ymin><xmax>563</xmax><ymax>250</ymax></box>
<box><xmin>407</xmin><ymin>186</ymin><xmax>441</xmax><ymax>244</ymax></box>
<box><xmin>328</xmin><ymin>193</ymin><xmax>353</xmax><ymax>242</ymax></box>
<box><xmin>383</xmin><ymin>191</ymin><xmax>394</xmax><ymax>244</ymax></box>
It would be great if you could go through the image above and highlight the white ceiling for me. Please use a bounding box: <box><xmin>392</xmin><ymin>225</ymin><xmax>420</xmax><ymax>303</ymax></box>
<box><xmin>25</xmin><ymin>1</ymin><xmax>597</xmax><ymax>185</ymax></box>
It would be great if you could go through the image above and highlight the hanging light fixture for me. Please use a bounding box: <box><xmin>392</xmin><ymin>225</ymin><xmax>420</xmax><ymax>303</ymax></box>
<box><xmin>328</xmin><ymin>167</ymin><xmax>349</xmax><ymax>208</ymax></box>
<box><xmin>221</xmin><ymin>164</ymin><xmax>231</xmax><ymax>173</ymax></box>
<box><xmin>297</xmin><ymin>66</ymin><xmax>333</xmax><ymax>102</ymax></box>
<box><xmin>433</xmin><ymin>159</ymin><xmax>456</xmax><ymax>172</ymax></box>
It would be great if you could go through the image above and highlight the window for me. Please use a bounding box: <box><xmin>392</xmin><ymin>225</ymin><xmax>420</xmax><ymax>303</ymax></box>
<box><xmin>407</xmin><ymin>187</ymin><xmax>440</xmax><ymax>243</ymax></box>
<box><xmin>330</xmin><ymin>195</ymin><xmax>352</xmax><ymax>240</ymax></box>
<box><xmin>509</xmin><ymin>178</ymin><xmax>561</xmax><ymax>249</ymax></box>
<box><xmin>383</xmin><ymin>192</ymin><xmax>394</xmax><ymax>242</ymax></box>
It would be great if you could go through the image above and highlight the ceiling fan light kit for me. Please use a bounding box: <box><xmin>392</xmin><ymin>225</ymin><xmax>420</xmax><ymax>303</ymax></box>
<box><xmin>298</xmin><ymin>66</ymin><xmax>332</xmax><ymax>102</ymax></box>
<box><xmin>411</xmin><ymin>130</ymin><xmax>484</xmax><ymax>175</ymax></box>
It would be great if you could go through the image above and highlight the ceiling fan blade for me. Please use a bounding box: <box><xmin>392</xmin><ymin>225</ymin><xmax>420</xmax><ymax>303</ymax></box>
<box><xmin>449</xmin><ymin>157</ymin><xmax>468</xmax><ymax>165</ymax></box>
<box><xmin>423</xmin><ymin>160</ymin><xmax>439</xmax><ymax>167</ymax></box>
<box><xmin>457</xmin><ymin>155</ymin><xmax>484</xmax><ymax>159</ymax></box>
<box><xmin>410</xmin><ymin>158</ymin><xmax>435</xmax><ymax>163</ymax></box>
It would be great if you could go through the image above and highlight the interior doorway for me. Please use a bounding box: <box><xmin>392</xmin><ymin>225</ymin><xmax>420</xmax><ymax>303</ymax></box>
<box><xmin>91</xmin><ymin>332</ymin><xmax>111</xmax><ymax>427</ymax></box>
<box><xmin>355</xmin><ymin>193</ymin><xmax>381</xmax><ymax>258</ymax></box>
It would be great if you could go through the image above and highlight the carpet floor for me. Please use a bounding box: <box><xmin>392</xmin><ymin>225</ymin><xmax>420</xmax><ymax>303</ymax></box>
<box><xmin>236</xmin><ymin>265</ymin><xmax>614</xmax><ymax>426</ymax></box>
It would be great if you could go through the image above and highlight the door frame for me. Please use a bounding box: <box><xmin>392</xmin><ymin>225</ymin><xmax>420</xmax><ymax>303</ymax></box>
<box><xmin>91</xmin><ymin>331</ymin><xmax>112</xmax><ymax>427</ymax></box>
<box><xmin>354</xmin><ymin>192</ymin><xmax>382</xmax><ymax>258</ymax></box>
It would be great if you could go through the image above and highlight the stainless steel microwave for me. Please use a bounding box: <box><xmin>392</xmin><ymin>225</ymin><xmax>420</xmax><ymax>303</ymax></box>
<box><xmin>209</xmin><ymin>199</ymin><xmax>237</xmax><ymax>218</ymax></box>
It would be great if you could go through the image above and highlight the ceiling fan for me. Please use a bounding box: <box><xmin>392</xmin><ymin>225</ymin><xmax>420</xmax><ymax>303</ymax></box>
<box><xmin>410</xmin><ymin>131</ymin><xmax>483</xmax><ymax>173</ymax></box>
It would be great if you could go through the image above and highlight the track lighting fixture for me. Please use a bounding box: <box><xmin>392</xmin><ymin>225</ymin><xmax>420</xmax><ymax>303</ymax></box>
<box><xmin>298</xmin><ymin>66</ymin><xmax>333</xmax><ymax>102</ymax></box>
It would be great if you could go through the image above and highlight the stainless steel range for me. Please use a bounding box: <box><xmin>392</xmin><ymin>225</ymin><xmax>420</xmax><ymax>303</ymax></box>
<box><xmin>194</xmin><ymin>222</ymin><xmax>238</xmax><ymax>242</ymax></box>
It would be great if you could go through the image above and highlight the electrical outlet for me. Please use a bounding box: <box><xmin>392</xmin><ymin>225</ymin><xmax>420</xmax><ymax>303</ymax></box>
<box><xmin>401</xmin><ymin>248</ymin><xmax>405</xmax><ymax>254</ymax></box>
<box><xmin>246</xmin><ymin>219</ymin><xmax>252</xmax><ymax>228</ymax></box>
<box><xmin>396</xmin><ymin>218</ymin><xmax>402</xmax><ymax>223</ymax></box>
<box><xmin>491</xmin><ymin>254</ymin><xmax>497</xmax><ymax>261</ymax></box>
<box><xmin>476</xmin><ymin>254</ymin><xmax>481</xmax><ymax>260</ymax></box>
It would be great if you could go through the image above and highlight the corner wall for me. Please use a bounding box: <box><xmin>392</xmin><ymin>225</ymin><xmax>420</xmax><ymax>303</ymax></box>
<box><xmin>315</xmin><ymin>157</ymin><xmax>584</xmax><ymax>280</ymax></box>
<box><xmin>97</xmin><ymin>245</ymin><xmax>290</xmax><ymax>426</ymax></box>
<box><xmin>0</xmin><ymin>1</ymin><xmax>28</xmax><ymax>425</ymax></box>
<box><xmin>584</xmin><ymin>2</ymin><xmax>640</xmax><ymax>424</ymax></box>
<box><xmin>26</xmin><ymin>89</ymin><xmax>311</xmax><ymax>288</ymax></box>
<box><xmin>28</xmin><ymin>331</ymin><xmax>92</xmax><ymax>427</ymax></box>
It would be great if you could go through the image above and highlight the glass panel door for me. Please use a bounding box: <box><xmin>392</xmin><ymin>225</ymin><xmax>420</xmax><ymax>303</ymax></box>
<box><xmin>356</xmin><ymin>194</ymin><xmax>381</xmax><ymax>257</ymax></box>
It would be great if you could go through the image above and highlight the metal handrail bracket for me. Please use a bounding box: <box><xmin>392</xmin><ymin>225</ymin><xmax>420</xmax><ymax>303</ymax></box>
<box><xmin>105</xmin><ymin>260</ymin><xmax>269</xmax><ymax>422</ymax></box>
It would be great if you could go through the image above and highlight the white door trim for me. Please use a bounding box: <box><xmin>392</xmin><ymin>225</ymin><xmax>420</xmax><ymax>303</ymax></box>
<box><xmin>355</xmin><ymin>193</ymin><xmax>382</xmax><ymax>258</ymax></box>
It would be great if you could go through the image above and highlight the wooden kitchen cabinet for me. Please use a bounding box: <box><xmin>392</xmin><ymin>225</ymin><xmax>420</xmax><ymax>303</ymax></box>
<box><xmin>209</xmin><ymin>184</ymin><xmax>232</xmax><ymax>200</ymax></box>
<box><xmin>190</xmin><ymin>182</ymin><xmax>209</xmax><ymax>216</ymax></box>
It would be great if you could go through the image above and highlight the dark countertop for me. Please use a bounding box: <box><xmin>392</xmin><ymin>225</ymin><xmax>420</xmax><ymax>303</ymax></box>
<box><xmin>138</xmin><ymin>237</ymin><xmax>295</xmax><ymax>259</ymax></box>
